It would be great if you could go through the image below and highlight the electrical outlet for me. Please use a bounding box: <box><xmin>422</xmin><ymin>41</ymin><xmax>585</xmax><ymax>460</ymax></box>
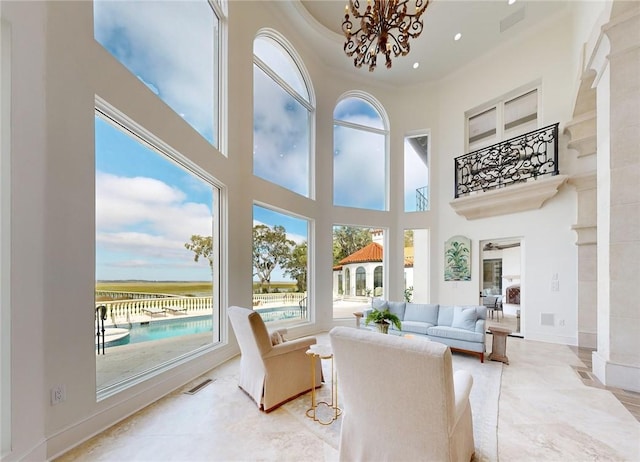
<box><xmin>51</xmin><ymin>384</ymin><xmax>66</xmax><ymax>405</ymax></box>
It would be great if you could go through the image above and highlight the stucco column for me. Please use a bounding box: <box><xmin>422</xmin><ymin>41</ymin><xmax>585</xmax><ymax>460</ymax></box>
<box><xmin>568</xmin><ymin>173</ymin><xmax>598</xmax><ymax>348</ymax></box>
<box><xmin>565</xmin><ymin>71</ymin><xmax>598</xmax><ymax>349</ymax></box>
<box><xmin>590</xmin><ymin>1</ymin><xmax>640</xmax><ymax>392</ymax></box>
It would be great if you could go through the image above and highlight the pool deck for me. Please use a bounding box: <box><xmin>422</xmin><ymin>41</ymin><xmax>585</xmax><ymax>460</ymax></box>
<box><xmin>96</xmin><ymin>300</ymin><xmax>371</xmax><ymax>391</ymax></box>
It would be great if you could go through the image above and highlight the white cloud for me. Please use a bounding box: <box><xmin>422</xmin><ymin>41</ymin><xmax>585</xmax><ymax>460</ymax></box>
<box><xmin>333</xmin><ymin>127</ymin><xmax>385</xmax><ymax>208</ymax></box>
<box><xmin>94</xmin><ymin>0</ymin><xmax>215</xmax><ymax>140</ymax></box>
<box><xmin>96</xmin><ymin>172</ymin><xmax>213</xmax><ymax>274</ymax></box>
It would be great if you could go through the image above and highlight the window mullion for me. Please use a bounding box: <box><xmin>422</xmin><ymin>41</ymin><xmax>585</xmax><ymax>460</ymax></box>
<box><xmin>253</xmin><ymin>56</ymin><xmax>312</xmax><ymax>112</ymax></box>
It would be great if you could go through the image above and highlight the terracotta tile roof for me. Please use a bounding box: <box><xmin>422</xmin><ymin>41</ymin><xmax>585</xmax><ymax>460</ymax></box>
<box><xmin>339</xmin><ymin>242</ymin><xmax>383</xmax><ymax>265</ymax></box>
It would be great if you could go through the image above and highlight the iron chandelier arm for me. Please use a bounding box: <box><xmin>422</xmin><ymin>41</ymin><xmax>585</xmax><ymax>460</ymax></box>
<box><xmin>342</xmin><ymin>0</ymin><xmax>430</xmax><ymax>71</ymax></box>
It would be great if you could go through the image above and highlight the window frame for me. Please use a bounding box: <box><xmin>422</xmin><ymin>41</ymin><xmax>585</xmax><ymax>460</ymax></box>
<box><xmin>93</xmin><ymin>0</ymin><xmax>226</xmax><ymax>151</ymax></box>
<box><xmin>95</xmin><ymin>97</ymin><xmax>225</xmax><ymax>400</ymax></box>
<box><xmin>333</xmin><ymin>92</ymin><xmax>390</xmax><ymax>211</ymax></box>
<box><xmin>403</xmin><ymin>130</ymin><xmax>431</xmax><ymax>213</ymax></box>
<box><xmin>252</xmin><ymin>29</ymin><xmax>315</xmax><ymax>199</ymax></box>
<box><xmin>465</xmin><ymin>82</ymin><xmax>541</xmax><ymax>153</ymax></box>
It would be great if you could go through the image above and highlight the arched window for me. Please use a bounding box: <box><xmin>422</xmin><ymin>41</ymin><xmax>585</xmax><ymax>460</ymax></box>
<box><xmin>253</xmin><ymin>31</ymin><xmax>313</xmax><ymax>198</ymax></box>
<box><xmin>356</xmin><ymin>266</ymin><xmax>366</xmax><ymax>296</ymax></box>
<box><xmin>345</xmin><ymin>268</ymin><xmax>351</xmax><ymax>296</ymax></box>
<box><xmin>374</xmin><ymin>265</ymin><xmax>383</xmax><ymax>295</ymax></box>
<box><xmin>334</xmin><ymin>95</ymin><xmax>388</xmax><ymax>210</ymax></box>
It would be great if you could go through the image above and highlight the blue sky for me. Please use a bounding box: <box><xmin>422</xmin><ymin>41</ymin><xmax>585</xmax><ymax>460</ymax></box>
<box><xmin>93</xmin><ymin>1</ymin><xmax>414</xmax><ymax>281</ymax></box>
<box><xmin>95</xmin><ymin>117</ymin><xmax>214</xmax><ymax>281</ymax></box>
<box><xmin>94</xmin><ymin>0</ymin><xmax>216</xmax><ymax>145</ymax></box>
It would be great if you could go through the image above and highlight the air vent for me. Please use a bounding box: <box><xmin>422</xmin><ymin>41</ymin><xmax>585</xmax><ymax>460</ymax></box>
<box><xmin>540</xmin><ymin>313</ymin><xmax>555</xmax><ymax>326</ymax></box>
<box><xmin>500</xmin><ymin>6</ymin><xmax>526</xmax><ymax>33</ymax></box>
<box><xmin>184</xmin><ymin>378</ymin><xmax>214</xmax><ymax>395</ymax></box>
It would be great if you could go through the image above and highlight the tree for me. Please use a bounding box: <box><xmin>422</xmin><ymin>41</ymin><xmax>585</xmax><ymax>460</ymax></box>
<box><xmin>283</xmin><ymin>241</ymin><xmax>307</xmax><ymax>293</ymax></box>
<box><xmin>253</xmin><ymin>224</ymin><xmax>295</xmax><ymax>292</ymax></box>
<box><xmin>332</xmin><ymin>226</ymin><xmax>373</xmax><ymax>265</ymax></box>
<box><xmin>404</xmin><ymin>229</ymin><xmax>414</xmax><ymax>247</ymax></box>
<box><xmin>185</xmin><ymin>235</ymin><xmax>213</xmax><ymax>272</ymax></box>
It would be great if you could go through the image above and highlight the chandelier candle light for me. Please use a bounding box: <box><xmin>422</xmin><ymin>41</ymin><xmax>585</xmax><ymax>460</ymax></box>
<box><xmin>342</xmin><ymin>0</ymin><xmax>430</xmax><ymax>71</ymax></box>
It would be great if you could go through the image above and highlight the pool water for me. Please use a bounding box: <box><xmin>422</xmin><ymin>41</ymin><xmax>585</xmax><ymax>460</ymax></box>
<box><xmin>109</xmin><ymin>315</ymin><xmax>213</xmax><ymax>347</ymax></box>
<box><xmin>106</xmin><ymin>306</ymin><xmax>305</xmax><ymax>347</ymax></box>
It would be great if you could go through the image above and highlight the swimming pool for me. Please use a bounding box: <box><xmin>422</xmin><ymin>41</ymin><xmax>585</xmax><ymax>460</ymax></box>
<box><xmin>107</xmin><ymin>315</ymin><xmax>213</xmax><ymax>347</ymax></box>
<box><xmin>107</xmin><ymin>305</ymin><xmax>305</xmax><ymax>347</ymax></box>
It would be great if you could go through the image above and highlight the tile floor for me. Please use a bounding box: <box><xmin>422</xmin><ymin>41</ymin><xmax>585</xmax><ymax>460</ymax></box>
<box><xmin>60</xmin><ymin>333</ymin><xmax>640</xmax><ymax>462</ymax></box>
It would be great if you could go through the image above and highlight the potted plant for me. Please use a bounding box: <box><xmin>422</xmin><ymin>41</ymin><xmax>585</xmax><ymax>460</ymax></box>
<box><xmin>365</xmin><ymin>308</ymin><xmax>402</xmax><ymax>334</ymax></box>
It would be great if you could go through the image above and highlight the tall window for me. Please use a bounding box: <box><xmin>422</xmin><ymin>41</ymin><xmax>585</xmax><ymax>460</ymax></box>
<box><xmin>404</xmin><ymin>133</ymin><xmax>429</xmax><ymax>212</ymax></box>
<box><xmin>94</xmin><ymin>0</ymin><xmax>222</xmax><ymax>148</ymax></box>
<box><xmin>252</xmin><ymin>205</ymin><xmax>310</xmax><ymax>323</ymax></box>
<box><xmin>404</xmin><ymin>228</ymin><xmax>430</xmax><ymax>303</ymax></box>
<box><xmin>95</xmin><ymin>106</ymin><xmax>220</xmax><ymax>396</ymax></box>
<box><xmin>332</xmin><ymin>225</ymin><xmax>385</xmax><ymax>318</ymax></box>
<box><xmin>253</xmin><ymin>32</ymin><xmax>313</xmax><ymax>198</ymax></box>
<box><xmin>334</xmin><ymin>96</ymin><xmax>388</xmax><ymax>210</ymax></box>
<box><xmin>467</xmin><ymin>87</ymin><xmax>539</xmax><ymax>152</ymax></box>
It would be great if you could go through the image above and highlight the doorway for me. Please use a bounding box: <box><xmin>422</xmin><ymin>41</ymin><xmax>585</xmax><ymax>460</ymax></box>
<box><xmin>480</xmin><ymin>237</ymin><xmax>523</xmax><ymax>337</ymax></box>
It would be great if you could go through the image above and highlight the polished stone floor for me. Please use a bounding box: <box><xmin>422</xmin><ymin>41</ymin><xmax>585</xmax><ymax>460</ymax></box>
<box><xmin>60</xmin><ymin>333</ymin><xmax>640</xmax><ymax>462</ymax></box>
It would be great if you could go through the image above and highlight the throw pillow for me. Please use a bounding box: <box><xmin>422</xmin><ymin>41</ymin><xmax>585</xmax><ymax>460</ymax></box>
<box><xmin>451</xmin><ymin>306</ymin><xmax>477</xmax><ymax>331</ymax></box>
<box><xmin>270</xmin><ymin>331</ymin><xmax>284</xmax><ymax>345</ymax></box>
<box><xmin>371</xmin><ymin>298</ymin><xmax>388</xmax><ymax>311</ymax></box>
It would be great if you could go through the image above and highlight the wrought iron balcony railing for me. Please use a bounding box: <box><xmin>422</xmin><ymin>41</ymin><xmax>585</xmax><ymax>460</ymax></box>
<box><xmin>416</xmin><ymin>186</ymin><xmax>428</xmax><ymax>211</ymax></box>
<box><xmin>454</xmin><ymin>123</ymin><xmax>559</xmax><ymax>198</ymax></box>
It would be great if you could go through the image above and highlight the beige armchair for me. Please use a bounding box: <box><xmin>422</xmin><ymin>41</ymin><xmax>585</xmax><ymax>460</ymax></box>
<box><xmin>228</xmin><ymin>305</ymin><xmax>322</xmax><ymax>412</ymax></box>
<box><xmin>329</xmin><ymin>326</ymin><xmax>475</xmax><ymax>462</ymax></box>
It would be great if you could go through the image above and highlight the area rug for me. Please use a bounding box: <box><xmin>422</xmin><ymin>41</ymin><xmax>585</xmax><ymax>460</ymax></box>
<box><xmin>282</xmin><ymin>351</ymin><xmax>503</xmax><ymax>461</ymax></box>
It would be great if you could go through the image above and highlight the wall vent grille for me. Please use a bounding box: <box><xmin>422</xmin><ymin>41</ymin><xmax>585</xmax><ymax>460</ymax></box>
<box><xmin>184</xmin><ymin>378</ymin><xmax>214</xmax><ymax>395</ymax></box>
<box><xmin>540</xmin><ymin>313</ymin><xmax>555</xmax><ymax>326</ymax></box>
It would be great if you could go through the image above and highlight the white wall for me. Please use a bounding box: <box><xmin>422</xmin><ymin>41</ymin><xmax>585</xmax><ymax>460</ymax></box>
<box><xmin>1</xmin><ymin>1</ymin><xmax>609</xmax><ymax>459</ymax></box>
<box><xmin>408</xmin><ymin>9</ymin><xmax>584</xmax><ymax>345</ymax></box>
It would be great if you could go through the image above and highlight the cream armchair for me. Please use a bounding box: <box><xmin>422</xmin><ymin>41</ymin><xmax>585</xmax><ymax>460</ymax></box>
<box><xmin>329</xmin><ymin>326</ymin><xmax>475</xmax><ymax>462</ymax></box>
<box><xmin>228</xmin><ymin>305</ymin><xmax>322</xmax><ymax>412</ymax></box>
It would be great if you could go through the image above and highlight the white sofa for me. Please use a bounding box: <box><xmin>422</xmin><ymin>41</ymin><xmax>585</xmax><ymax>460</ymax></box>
<box><xmin>363</xmin><ymin>298</ymin><xmax>488</xmax><ymax>362</ymax></box>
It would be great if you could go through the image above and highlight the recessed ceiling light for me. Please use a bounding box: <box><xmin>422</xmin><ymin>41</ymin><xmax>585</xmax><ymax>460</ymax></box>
<box><xmin>454</xmin><ymin>32</ymin><xmax>462</xmax><ymax>41</ymax></box>
<box><xmin>413</xmin><ymin>62</ymin><xmax>420</xmax><ymax>69</ymax></box>
<box><xmin>508</xmin><ymin>0</ymin><xmax>516</xmax><ymax>4</ymax></box>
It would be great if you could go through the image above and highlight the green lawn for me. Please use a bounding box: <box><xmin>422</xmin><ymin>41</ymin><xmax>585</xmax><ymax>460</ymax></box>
<box><xmin>96</xmin><ymin>281</ymin><xmax>212</xmax><ymax>296</ymax></box>
<box><xmin>96</xmin><ymin>281</ymin><xmax>298</xmax><ymax>296</ymax></box>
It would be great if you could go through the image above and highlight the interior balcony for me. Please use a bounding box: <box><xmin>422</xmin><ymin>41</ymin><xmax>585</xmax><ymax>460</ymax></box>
<box><xmin>450</xmin><ymin>123</ymin><xmax>568</xmax><ymax>220</ymax></box>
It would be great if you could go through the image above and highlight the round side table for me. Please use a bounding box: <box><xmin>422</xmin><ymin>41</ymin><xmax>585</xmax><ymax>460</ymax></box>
<box><xmin>305</xmin><ymin>344</ymin><xmax>341</xmax><ymax>425</ymax></box>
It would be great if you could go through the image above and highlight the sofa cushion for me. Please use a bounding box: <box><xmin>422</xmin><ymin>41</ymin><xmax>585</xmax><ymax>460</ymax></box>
<box><xmin>400</xmin><ymin>321</ymin><xmax>433</xmax><ymax>335</ymax></box>
<box><xmin>427</xmin><ymin>326</ymin><xmax>484</xmax><ymax>343</ymax></box>
<box><xmin>404</xmin><ymin>303</ymin><xmax>439</xmax><ymax>324</ymax></box>
<box><xmin>371</xmin><ymin>298</ymin><xmax>388</xmax><ymax>310</ymax></box>
<box><xmin>386</xmin><ymin>301</ymin><xmax>406</xmax><ymax>320</ymax></box>
<box><xmin>437</xmin><ymin>305</ymin><xmax>455</xmax><ymax>327</ymax></box>
<box><xmin>451</xmin><ymin>306</ymin><xmax>478</xmax><ymax>331</ymax></box>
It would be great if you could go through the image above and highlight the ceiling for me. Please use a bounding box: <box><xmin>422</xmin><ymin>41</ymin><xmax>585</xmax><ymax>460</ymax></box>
<box><xmin>274</xmin><ymin>0</ymin><xmax>567</xmax><ymax>86</ymax></box>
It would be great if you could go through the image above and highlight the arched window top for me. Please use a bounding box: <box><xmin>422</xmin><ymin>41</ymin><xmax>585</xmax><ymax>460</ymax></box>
<box><xmin>253</xmin><ymin>31</ymin><xmax>310</xmax><ymax>103</ymax></box>
<box><xmin>252</xmin><ymin>29</ymin><xmax>313</xmax><ymax>198</ymax></box>
<box><xmin>333</xmin><ymin>92</ymin><xmax>388</xmax><ymax>210</ymax></box>
<box><xmin>334</xmin><ymin>95</ymin><xmax>385</xmax><ymax>131</ymax></box>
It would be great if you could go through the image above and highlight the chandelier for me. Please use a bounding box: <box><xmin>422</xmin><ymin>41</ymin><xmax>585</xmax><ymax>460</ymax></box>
<box><xmin>342</xmin><ymin>0</ymin><xmax>430</xmax><ymax>72</ymax></box>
